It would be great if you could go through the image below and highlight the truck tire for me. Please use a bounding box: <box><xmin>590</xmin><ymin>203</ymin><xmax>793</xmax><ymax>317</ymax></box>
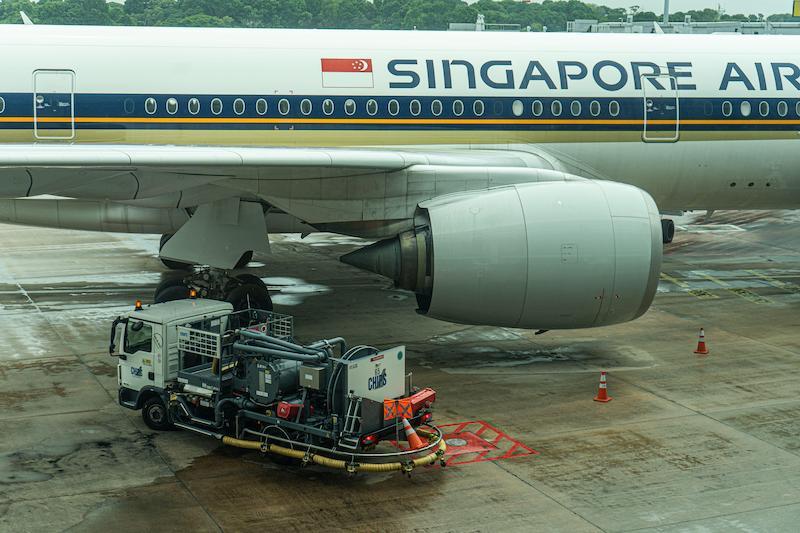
<box><xmin>142</xmin><ymin>396</ymin><xmax>172</xmax><ymax>431</ymax></box>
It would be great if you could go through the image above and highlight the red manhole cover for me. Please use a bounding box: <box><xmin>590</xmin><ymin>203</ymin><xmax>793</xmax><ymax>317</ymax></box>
<box><xmin>439</xmin><ymin>420</ymin><xmax>538</xmax><ymax>466</ymax></box>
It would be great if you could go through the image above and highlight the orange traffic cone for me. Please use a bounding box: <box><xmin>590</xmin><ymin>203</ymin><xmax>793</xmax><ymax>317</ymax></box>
<box><xmin>402</xmin><ymin>418</ymin><xmax>425</xmax><ymax>450</ymax></box>
<box><xmin>694</xmin><ymin>328</ymin><xmax>709</xmax><ymax>355</ymax></box>
<box><xmin>593</xmin><ymin>371</ymin><xmax>612</xmax><ymax>403</ymax></box>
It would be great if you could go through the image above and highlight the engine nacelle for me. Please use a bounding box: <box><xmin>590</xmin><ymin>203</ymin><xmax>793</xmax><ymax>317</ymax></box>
<box><xmin>342</xmin><ymin>180</ymin><xmax>662</xmax><ymax>330</ymax></box>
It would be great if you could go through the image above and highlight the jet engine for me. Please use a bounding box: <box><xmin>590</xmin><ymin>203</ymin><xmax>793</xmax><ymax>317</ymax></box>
<box><xmin>341</xmin><ymin>180</ymin><xmax>662</xmax><ymax>330</ymax></box>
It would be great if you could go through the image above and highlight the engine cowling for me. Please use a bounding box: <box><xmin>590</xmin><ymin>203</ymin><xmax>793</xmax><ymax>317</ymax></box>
<box><xmin>341</xmin><ymin>180</ymin><xmax>662</xmax><ymax>330</ymax></box>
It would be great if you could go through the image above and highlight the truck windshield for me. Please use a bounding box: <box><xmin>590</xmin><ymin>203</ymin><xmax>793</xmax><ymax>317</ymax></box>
<box><xmin>124</xmin><ymin>321</ymin><xmax>153</xmax><ymax>354</ymax></box>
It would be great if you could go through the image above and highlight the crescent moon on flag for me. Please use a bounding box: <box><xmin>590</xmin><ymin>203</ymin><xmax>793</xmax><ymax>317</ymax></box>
<box><xmin>355</xmin><ymin>60</ymin><xmax>368</xmax><ymax>72</ymax></box>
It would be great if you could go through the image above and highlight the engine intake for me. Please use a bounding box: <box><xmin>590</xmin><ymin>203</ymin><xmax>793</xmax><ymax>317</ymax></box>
<box><xmin>341</xmin><ymin>180</ymin><xmax>662</xmax><ymax>330</ymax></box>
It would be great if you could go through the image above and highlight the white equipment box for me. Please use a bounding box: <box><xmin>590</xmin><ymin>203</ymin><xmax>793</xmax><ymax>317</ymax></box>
<box><xmin>347</xmin><ymin>346</ymin><xmax>406</xmax><ymax>402</ymax></box>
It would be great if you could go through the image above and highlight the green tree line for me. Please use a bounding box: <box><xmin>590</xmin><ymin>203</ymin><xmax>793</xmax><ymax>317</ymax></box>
<box><xmin>0</xmin><ymin>0</ymin><xmax>795</xmax><ymax>31</ymax></box>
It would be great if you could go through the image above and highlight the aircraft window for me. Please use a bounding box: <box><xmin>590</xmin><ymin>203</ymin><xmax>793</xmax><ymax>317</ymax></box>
<box><xmin>344</xmin><ymin>98</ymin><xmax>356</xmax><ymax>116</ymax></box>
<box><xmin>512</xmin><ymin>100</ymin><xmax>524</xmax><ymax>117</ymax></box>
<box><xmin>473</xmin><ymin>100</ymin><xmax>485</xmax><ymax>116</ymax></box>
<box><xmin>188</xmin><ymin>98</ymin><xmax>200</xmax><ymax>115</ymax></box>
<box><xmin>410</xmin><ymin>99</ymin><xmax>421</xmax><ymax>116</ymax></box>
<box><xmin>453</xmin><ymin>100</ymin><xmax>464</xmax><ymax>116</ymax></box>
<box><xmin>759</xmin><ymin>101</ymin><xmax>769</xmax><ymax>117</ymax></box>
<box><xmin>431</xmin><ymin>99</ymin><xmax>443</xmax><ymax>116</ymax></box>
<box><xmin>300</xmin><ymin>99</ymin><xmax>312</xmax><ymax>116</ymax></box>
<box><xmin>590</xmin><ymin>100</ymin><xmax>601</xmax><ymax>117</ymax></box>
<box><xmin>211</xmin><ymin>98</ymin><xmax>223</xmax><ymax>115</ymax></box>
<box><xmin>740</xmin><ymin>101</ymin><xmax>751</xmax><ymax>117</ymax></box>
<box><xmin>388</xmin><ymin>99</ymin><xmax>399</xmax><ymax>116</ymax></box>
<box><xmin>256</xmin><ymin>98</ymin><xmax>268</xmax><ymax>116</ymax></box>
<box><xmin>0</xmin><ymin>97</ymin><xmax>4</xmax><ymax>114</ymax></box>
<box><xmin>777</xmin><ymin>101</ymin><xmax>788</xmax><ymax>117</ymax></box>
<box><xmin>166</xmin><ymin>98</ymin><xmax>178</xmax><ymax>115</ymax></box>
<box><xmin>796</xmin><ymin>101</ymin><xmax>800</xmax><ymax>116</ymax></box>
<box><xmin>609</xmin><ymin>100</ymin><xmax>620</xmax><ymax>117</ymax></box>
<box><xmin>532</xmin><ymin>100</ymin><xmax>543</xmax><ymax>117</ymax></box>
<box><xmin>278</xmin><ymin>98</ymin><xmax>290</xmax><ymax>115</ymax></box>
<box><xmin>367</xmin><ymin>99</ymin><xmax>378</xmax><ymax>116</ymax></box>
<box><xmin>493</xmin><ymin>101</ymin><xmax>503</xmax><ymax>116</ymax></box>
<box><xmin>322</xmin><ymin>99</ymin><xmax>334</xmax><ymax>116</ymax></box>
<box><xmin>570</xmin><ymin>100</ymin><xmax>582</xmax><ymax>117</ymax></box>
<box><xmin>234</xmin><ymin>98</ymin><xmax>246</xmax><ymax>116</ymax></box>
<box><xmin>551</xmin><ymin>100</ymin><xmax>563</xmax><ymax>117</ymax></box>
<box><xmin>145</xmin><ymin>97</ymin><xmax>157</xmax><ymax>115</ymax></box>
<box><xmin>123</xmin><ymin>98</ymin><xmax>135</xmax><ymax>115</ymax></box>
<box><xmin>722</xmin><ymin>101</ymin><xmax>733</xmax><ymax>117</ymax></box>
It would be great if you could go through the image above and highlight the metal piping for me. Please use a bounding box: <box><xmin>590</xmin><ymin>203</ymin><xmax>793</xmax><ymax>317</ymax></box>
<box><xmin>232</xmin><ymin>342</ymin><xmax>327</xmax><ymax>363</ymax></box>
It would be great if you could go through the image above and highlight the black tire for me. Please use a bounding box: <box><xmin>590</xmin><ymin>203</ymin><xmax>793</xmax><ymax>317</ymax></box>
<box><xmin>234</xmin><ymin>251</ymin><xmax>254</xmax><ymax>270</ymax></box>
<box><xmin>142</xmin><ymin>396</ymin><xmax>172</xmax><ymax>431</ymax></box>
<box><xmin>661</xmin><ymin>219</ymin><xmax>676</xmax><ymax>244</ymax></box>
<box><xmin>226</xmin><ymin>282</ymin><xmax>271</xmax><ymax>312</ymax></box>
<box><xmin>159</xmin><ymin>234</ymin><xmax>193</xmax><ymax>271</ymax></box>
<box><xmin>154</xmin><ymin>284</ymin><xmax>192</xmax><ymax>304</ymax></box>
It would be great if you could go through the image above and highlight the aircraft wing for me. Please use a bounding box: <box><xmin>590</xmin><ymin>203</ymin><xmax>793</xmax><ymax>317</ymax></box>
<box><xmin>0</xmin><ymin>143</ymin><xmax>596</xmax><ymax>267</ymax></box>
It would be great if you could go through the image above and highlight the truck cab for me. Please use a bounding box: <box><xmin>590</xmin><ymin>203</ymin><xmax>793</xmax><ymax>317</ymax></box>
<box><xmin>110</xmin><ymin>299</ymin><xmax>234</xmax><ymax>429</ymax></box>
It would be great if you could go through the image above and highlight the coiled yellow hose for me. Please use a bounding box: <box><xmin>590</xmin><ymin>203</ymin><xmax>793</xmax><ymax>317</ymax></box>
<box><xmin>221</xmin><ymin>428</ymin><xmax>447</xmax><ymax>474</ymax></box>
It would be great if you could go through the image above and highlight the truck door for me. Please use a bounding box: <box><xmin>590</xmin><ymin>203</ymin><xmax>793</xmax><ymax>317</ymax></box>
<box><xmin>119</xmin><ymin>319</ymin><xmax>157</xmax><ymax>391</ymax></box>
<box><xmin>641</xmin><ymin>73</ymin><xmax>680</xmax><ymax>143</ymax></box>
<box><xmin>33</xmin><ymin>69</ymin><xmax>75</xmax><ymax>140</ymax></box>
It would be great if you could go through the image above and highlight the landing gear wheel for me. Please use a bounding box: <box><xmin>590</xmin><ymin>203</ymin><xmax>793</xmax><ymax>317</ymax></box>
<box><xmin>661</xmin><ymin>219</ymin><xmax>675</xmax><ymax>244</ymax></box>
<box><xmin>154</xmin><ymin>276</ymin><xmax>188</xmax><ymax>300</ymax></box>
<box><xmin>226</xmin><ymin>282</ymin><xmax>272</xmax><ymax>312</ymax></box>
<box><xmin>142</xmin><ymin>396</ymin><xmax>172</xmax><ymax>431</ymax></box>
<box><xmin>154</xmin><ymin>284</ymin><xmax>192</xmax><ymax>304</ymax></box>
<box><xmin>159</xmin><ymin>234</ymin><xmax>193</xmax><ymax>271</ymax></box>
<box><xmin>234</xmin><ymin>251</ymin><xmax>254</xmax><ymax>270</ymax></box>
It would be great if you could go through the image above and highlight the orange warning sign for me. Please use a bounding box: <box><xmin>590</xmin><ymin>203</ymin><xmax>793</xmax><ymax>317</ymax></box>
<box><xmin>383</xmin><ymin>398</ymin><xmax>413</xmax><ymax>420</ymax></box>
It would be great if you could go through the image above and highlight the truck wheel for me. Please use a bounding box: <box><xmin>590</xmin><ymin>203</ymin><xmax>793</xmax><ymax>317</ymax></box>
<box><xmin>154</xmin><ymin>284</ymin><xmax>192</xmax><ymax>304</ymax></box>
<box><xmin>159</xmin><ymin>234</ymin><xmax>193</xmax><ymax>271</ymax></box>
<box><xmin>142</xmin><ymin>396</ymin><xmax>172</xmax><ymax>431</ymax></box>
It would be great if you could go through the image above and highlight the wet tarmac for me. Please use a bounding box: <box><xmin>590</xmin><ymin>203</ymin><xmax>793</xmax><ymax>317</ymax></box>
<box><xmin>1</xmin><ymin>210</ymin><xmax>800</xmax><ymax>532</ymax></box>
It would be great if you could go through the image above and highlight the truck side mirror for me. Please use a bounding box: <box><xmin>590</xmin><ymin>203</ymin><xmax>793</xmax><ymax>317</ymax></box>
<box><xmin>109</xmin><ymin>316</ymin><xmax>127</xmax><ymax>359</ymax></box>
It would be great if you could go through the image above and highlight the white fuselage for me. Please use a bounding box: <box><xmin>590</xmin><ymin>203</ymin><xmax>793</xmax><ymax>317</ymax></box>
<box><xmin>0</xmin><ymin>25</ymin><xmax>799</xmax><ymax>210</ymax></box>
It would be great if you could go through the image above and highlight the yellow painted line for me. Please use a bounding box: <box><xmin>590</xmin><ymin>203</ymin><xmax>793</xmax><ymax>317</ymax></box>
<box><xmin>2</xmin><ymin>116</ymin><xmax>800</xmax><ymax>126</ymax></box>
<box><xmin>746</xmin><ymin>270</ymin><xmax>800</xmax><ymax>294</ymax></box>
<box><xmin>697</xmin><ymin>272</ymin><xmax>731</xmax><ymax>288</ymax></box>
<box><xmin>698</xmin><ymin>272</ymin><xmax>774</xmax><ymax>304</ymax></box>
<box><xmin>660</xmin><ymin>273</ymin><xmax>720</xmax><ymax>299</ymax></box>
<box><xmin>660</xmin><ymin>272</ymin><xmax>689</xmax><ymax>288</ymax></box>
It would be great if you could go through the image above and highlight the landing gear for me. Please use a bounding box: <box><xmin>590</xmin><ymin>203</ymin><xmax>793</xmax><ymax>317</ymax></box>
<box><xmin>661</xmin><ymin>219</ymin><xmax>675</xmax><ymax>244</ymax></box>
<box><xmin>153</xmin><ymin>268</ymin><xmax>273</xmax><ymax>312</ymax></box>
<box><xmin>159</xmin><ymin>233</ymin><xmax>254</xmax><ymax>271</ymax></box>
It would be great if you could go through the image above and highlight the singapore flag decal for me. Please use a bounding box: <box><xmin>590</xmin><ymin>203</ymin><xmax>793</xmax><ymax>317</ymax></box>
<box><xmin>321</xmin><ymin>58</ymin><xmax>374</xmax><ymax>88</ymax></box>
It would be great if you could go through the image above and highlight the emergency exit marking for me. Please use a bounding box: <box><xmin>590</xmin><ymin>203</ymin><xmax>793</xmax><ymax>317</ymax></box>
<box><xmin>438</xmin><ymin>420</ymin><xmax>538</xmax><ymax>466</ymax></box>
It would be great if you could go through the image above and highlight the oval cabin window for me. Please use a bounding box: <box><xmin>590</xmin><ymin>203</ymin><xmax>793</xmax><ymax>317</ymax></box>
<box><xmin>256</xmin><ymin>98</ymin><xmax>268</xmax><ymax>116</ymax></box>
